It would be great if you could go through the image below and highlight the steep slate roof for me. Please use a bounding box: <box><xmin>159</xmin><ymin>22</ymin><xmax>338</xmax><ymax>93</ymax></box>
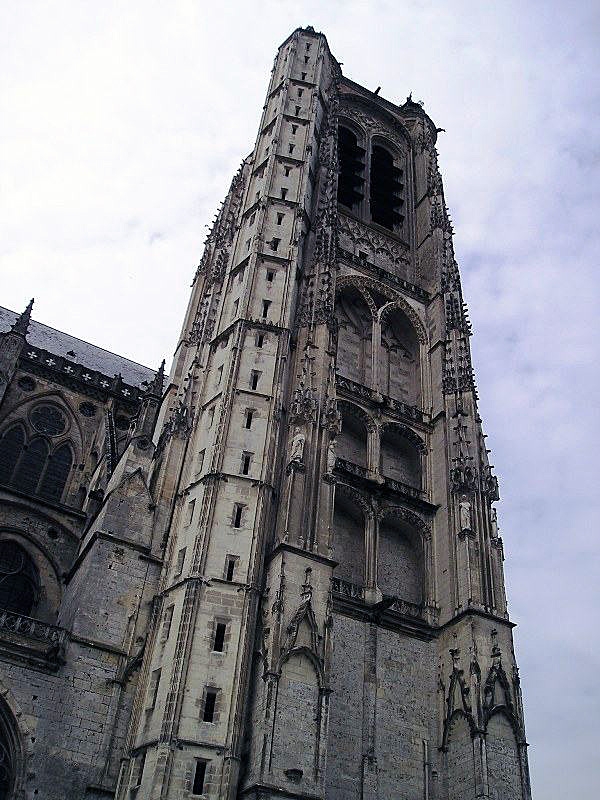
<box><xmin>0</xmin><ymin>306</ymin><xmax>156</xmax><ymax>389</ymax></box>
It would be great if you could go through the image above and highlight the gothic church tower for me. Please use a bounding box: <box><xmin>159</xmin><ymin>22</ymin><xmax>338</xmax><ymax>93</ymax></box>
<box><xmin>112</xmin><ymin>27</ymin><xmax>531</xmax><ymax>800</ymax></box>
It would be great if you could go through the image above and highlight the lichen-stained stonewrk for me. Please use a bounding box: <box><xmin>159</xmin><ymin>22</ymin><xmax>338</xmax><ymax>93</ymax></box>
<box><xmin>0</xmin><ymin>27</ymin><xmax>531</xmax><ymax>800</ymax></box>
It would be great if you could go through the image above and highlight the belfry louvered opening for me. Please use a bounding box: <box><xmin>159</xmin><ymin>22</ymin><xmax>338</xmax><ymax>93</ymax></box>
<box><xmin>337</xmin><ymin>126</ymin><xmax>365</xmax><ymax>210</ymax></box>
<box><xmin>369</xmin><ymin>145</ymin><xmax>404</xmax><ymax>230</ymax></box>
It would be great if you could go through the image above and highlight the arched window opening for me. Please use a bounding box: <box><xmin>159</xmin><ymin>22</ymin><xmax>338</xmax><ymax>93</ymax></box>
<box><xmin>0</xmin><ymin>401</ymin><xmax>74</xmax><ymax>502</ymax></box>
<box><xmin>380</xmin><ymin>427</ymin><xmax>422</xmax><ymax>489</ymax></box>
<box><xmin>337</xmin><ymin>126</ymin><xmax>365</xmax><ymax>211</ymax></box>
<box><xmin>380</xmin><ymin>307</ymin><xmax>420</xmax><ymax>405</ymax></box>
<box><xmin>12</xmin><ymin>438</ymin><xmax>48</xmax><ymax>495</ymax></box>
<box><xmin>335</xmin><ymin>289</ymin><xmax>373</xmax><ymax>386</ymax></box>
<box><xmin>369</xmin><ymin>145</ymin><xmax>404</xmax><ymax>230</ymax></box>
<box><xmin>337</xmin><ymin>409</ymin><xmax>368</xmax><ymax>469</ymax></box>
<box><xmin>332</xmin><ymin>493</ymin><xmax>365</xmax><ymax>588</ymax></box>
<box><xmin>0</xmin><ymin>427</ymin><xmax>25</xmax><ymax>486</ymax></box>
<box><xmin>38</xmin><ymin>443</ymin><xmax>73</xmax><ymax>503</ymax></box>
<box><xmin>377</xmin><ymin>516</ymin><xmax>423</xmax><ymax>604</ymax></box>
<box><xmin>0</xmin><ymin>540</ymin><xmax>40</xmax><ymax>616</ymax></box>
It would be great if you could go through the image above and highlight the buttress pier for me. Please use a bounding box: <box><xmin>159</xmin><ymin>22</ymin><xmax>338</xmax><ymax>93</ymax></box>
<box><xmin>115</xmin><ymin>28</ymin><xmax>532</xmax><ymax>800</ymax></box>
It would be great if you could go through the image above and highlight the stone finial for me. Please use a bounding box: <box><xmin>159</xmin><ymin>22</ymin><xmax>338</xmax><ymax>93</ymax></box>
<box><xmin>146</xmin><ymin>359</ymin><xmax>166</xmax><ymax>397</ymax></box>
<box><xmin>11</xmin><ymin>298</ymin><xmax>34</xmax><ymax>336</ymax></box>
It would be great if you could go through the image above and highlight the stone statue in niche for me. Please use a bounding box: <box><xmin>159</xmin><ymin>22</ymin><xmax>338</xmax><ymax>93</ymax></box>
<box><xmin>327</xmin><ymin>437</ymin><xmax>337</xmax><ymax>473</ymax></box>
<box><xmin>490</xmin><ymin>506</ymin><xmax>498</xmax><ymax>538</ymax></box>
<box><xmin>459</xmin><ymin>495</ymin><xmax>472</xmax><ymax>532</ymax></box>
<box><xmin>289</xmin><ymin>428</ymin><xmax>306</xmax><ymax>465</ymax></box>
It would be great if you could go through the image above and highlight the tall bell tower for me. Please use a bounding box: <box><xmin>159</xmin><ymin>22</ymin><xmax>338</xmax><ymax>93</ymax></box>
<box><xmin>116</xmin><ymin>27</ymin><xmax>531</xmax><ymax>800</ymax></box>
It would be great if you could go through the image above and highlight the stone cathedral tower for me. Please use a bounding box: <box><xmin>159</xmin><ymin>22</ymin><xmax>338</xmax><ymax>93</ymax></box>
<box><xmin>0</xmin><ymin>26</ymin><xmax>530</xmax><ymax>800</ymax></box>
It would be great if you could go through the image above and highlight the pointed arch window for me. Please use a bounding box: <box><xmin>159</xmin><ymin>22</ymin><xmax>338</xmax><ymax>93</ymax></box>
<box><xmin>0</xmin><ymin>409</ymin><xmax>74</xmax><ymax>503</ymax></box>
<box><xmin>0</xmin><ymin>427</ymin><xmax>24</xmax><ymax>485</ymax></box>
<box><xmin>0</xmin><ymin>540</ymin><xmax>40</xmax><ymax>616</ymax></box>
<box><xmin>39</xmin><ymin>443</ymin><xmax>73</xmax><ymax>502</ymax></box>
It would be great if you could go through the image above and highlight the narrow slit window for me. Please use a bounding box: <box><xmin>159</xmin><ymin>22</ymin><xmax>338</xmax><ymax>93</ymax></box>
<box><xmin>203</xmin><ymin>689</ymin><xmax>217</xmax><ymax>722</ymax></box>
<box><xmin>297</xmin><ymin>88</ymin><xmax>303</xmax><ymax>98</ymax></box>
<box><xmin>306</xmin><ymin>42</ymin><xmax>311</xmax><ymax>51</ymax></box>
<box><xmin>161</xmin><ymin>604</ymin><xmax>174</xmax><ymax>641</ymax></box>
<box><xmin>238</xmin><ymin>265</ymin><xmax>246</xmax><ymax>282</ymax></box>
<box><xmin>249</xmin><ymin>371</ymin><xmax>261</xmax><ymax>390</ymax></box>
<box><xmin>301</xmin><ymin>72</ymin><xmax>307</xmax><ymax>80</ymax></box>
<box><xmin>192</xmin><ymin>760</ymin><xmax>207</xmax><ymax>795</ymax></box>
<box><xmin>275</xmin><ymin>214</ymin><xmax>283</xmax><ymax>227</ymax></box>
<box><xmin>255</xmin><ymin>333</ymin><xmax>265</xmax><ymax>348</ymax></box>
<box><xmin>147</xmin><ymin>668</ymin><xmax>161</xmax><ymax>709</ymax></box>
<box><xmin>207</xmin><ymin>406</ymin><xmax>215</xmax><ymax>429</ymax></box>
<box><xmin>295</xmin><ymin>106</ymin><xmax>301</xmax><ymax>116</ymax></box>
<box><xmin>267</xmin><ymin>266</ymin><xmax>276</xmax><ymax>280</ymax></box>
<box><xmin>240</xmin><ymin>452</ymin><xmax>252</xmax><ymax>475</ymax></box>
<box><xmin>233</xmin><ymin>504</ymin><xmax>243</xmax><ymax>528</ymax></box>
<box><xmin>198</xmin><ymin>449</ymin><xmax>205</xmax><ymax>472</ymax></box>
<box><xmin>246</xmin><ymin>237</ymin><xmax>251</xmax><ymax>251</ymax></box>
<box><xmin>261</xmin><ymin>299</ymin><xmax>271</xmax><ymax>317</ymax></box>
<box><xmin>175</xmin><ymin>547</ymin><xmax>186</xmax><ymax>576</ymax></box>
<box><xmin>225</xmin><ymin>556</ymin><xmax>237</xmax><ymax>581</ymax></box>
<box><xmin>216</xmin><ymin>365</ymin><xmax>223</xmax><ymax>386</ymax></box>
<box><xmin>280</xmin><ymin>188</ymin><xmax>288</xmax><ymax>199</ymax></box>
<box><xmin>288</xmin><ymin>143</ymin><xmax>295</xmax><ymax>154</ymax></box>
<box><xmin>213</xmin><ymin>622</ymin><xmax>226</xmax><ymax>652</ymax></box>
<box><xmin>284</xmin><ymin>166</ymin><xmax>291</xmax><ymax>176</ymax></box>
<box><xmin>232</xmin><ymin>298</ymin><xmax>239</xmax><ymax>317</ymax></box>
<box><xmin>132</xmin><ymin>751</ymin><xmax>146</xmax><ymax>789</ymax></box>
<box><xmin>270</xmin><ymin>239</ymin><xmax>280</xmax><ymax>253</ymax></box>
<box><xmin>244</xmin><ymin>409</ymin><xmax>254</xmax><ymax>428</ymax></box>
<box><xmin>185</xmin><ymin>498</ymin><xmax>195</xmax><ymax>526</ymax></box>
<box><xmin>248</xmin><ymin>212</ymin><xmax>255</xmax><ymax>226</ymax></box>
<box><xmin>291</xmin><ymin>124</ymin><xmax>298</xmax><ymax>134</ymax></box>
<box><xmin>304</xmin><ymin>55</ymin><xmax>309</xmax><ymax>64</ymax></box>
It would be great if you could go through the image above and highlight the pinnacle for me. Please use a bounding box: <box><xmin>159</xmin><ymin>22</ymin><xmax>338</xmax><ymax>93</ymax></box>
<box><xmin>146</xmin><ymin>359</ymin><xmax>166</xmax><ymax>397</ymax></box>
<box><xmin>11</xmin><ymin>298</ymin><xmax>34</xmax><ymax>336</ymax></box>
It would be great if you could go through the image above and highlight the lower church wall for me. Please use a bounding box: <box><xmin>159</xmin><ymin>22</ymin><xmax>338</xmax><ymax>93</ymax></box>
<box><xmin>0</xmin><ymin>639</ymin><xmax>130</xmax><ymax>799</ymax></box>
<box><xmin>325</xmin><ymin>613</ymin><xmax>438</xmax><ymax>800</ymax></box>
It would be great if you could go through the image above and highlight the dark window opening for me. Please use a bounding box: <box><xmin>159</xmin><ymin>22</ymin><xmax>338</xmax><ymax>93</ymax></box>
<box><xmin>270</xmin><ymin>238</ymin><xmax>280</xmax><ymax>252</ymax></box>
<box><xmin>261</xmin><ymin>299</ymin><xmax>272</xmax><ymax>317</ymax></box>
<box><xmin>213</xmin><ymin>622</ymin><xmax>226</xmax><ymax>652</ymax></box>
<box><xmin>284</xmin><ymin>166</ymin><xmax>291</xmax><ymax>176</ymax></box>
<box><xmin>192</xmin><ymin>760</ymin><xmax>207</xmax><ymax>795</ymax></box>
<box><xmin>297</xmin><ymin>88</ymin><xmax>303</xmax><ymax>98</ymax></box>
<box><xmin>255</xmin><ymin>333</ymin><xmax>265</xmax><ymax>348</ymax></box>
<box><xmin>245</xmin><ymin>409</ymin><xmax>254</xmax><ymax>428</ymax></box>
<box><xmin>225</xmin><ymin>556</ymin><xmax>236</xmax><ymax>581</ymax></box>
<box><xmin>233</xmin><ymin>504</ymin><xmax>243</xmax><ymax>528</ymax></box>
<box><xmin>276</xmin><ymin>214</ymin><xmax>283</xmax><ymax>227</ymax></box>
<box><xmin>369</xmin><ymin>145</ymin><xmax>404</xmax><ymax>230</ymax></box>
<box><xmin>288</xmin><ymin>143</ymin><xmax>295</xmax><ymax>154</ymax></box>
<box><xmin>250</xmin><ymin>371</ymin><xmax>260</xmax><ymax>390</ymax></box>
<box><xmin>203</xmin><ymin>689</ymin><xmax>217</xmax><ymax>722</ymax></box>
<box><xmin>304</xmin><ymin>55</ymin><xmax>309</xmax><ymax>64</ymax></box>
<box><xmin>241</xmin><ymin>452</ymin><xmax>252</xmax><ymax>475</ymax></box>
<box><xmin>0</xmin><ymin>540</ymin><xmax>40</xmax><ymax>616</ymax></box>
<box><xmin>301</xmin><ymin>72</ymin><xmax>306</xmax><ymax>80</ymax></box>
<box><xmin>337</xmin><ymin>126</ymin><xmax>365</xmax><ymax>210</ymax></box>
<box><xmin>280</xmin><ymin>188</ymin><xmax>288</xmax><ymax>199</ymax></box>
<box><xmin>295</xmin><ymin>106</ymin><xmax>300</xmax><ymax>116</ymax></box>
<box><xmin>291</xmin><ymin>125</ymin><xmax>298</xmax><ymax>134</ymax></box>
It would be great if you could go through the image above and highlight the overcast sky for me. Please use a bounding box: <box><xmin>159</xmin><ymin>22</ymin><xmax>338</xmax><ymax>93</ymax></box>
<box><xmin>2</xmin><ymin>1</ymin><xmax>599</xmax><ymax>796</ymax></box>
